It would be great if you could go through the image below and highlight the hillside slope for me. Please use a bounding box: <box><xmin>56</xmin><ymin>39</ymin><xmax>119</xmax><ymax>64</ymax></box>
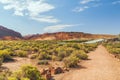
<box><xmin>0</xmin><ymin>25</ymin><xmax>22</xmax><ymax>40</ymax></box>
<box><xmin>24</xmin><ymin>32</ymin><xmax>116</xmax><ymax>40</ymax></box>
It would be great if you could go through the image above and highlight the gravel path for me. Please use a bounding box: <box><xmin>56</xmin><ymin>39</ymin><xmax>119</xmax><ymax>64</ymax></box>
<box><xmin>54</xmin><ymin>45</ymin><xmax>120</xmax><ymax>80</ymax></box>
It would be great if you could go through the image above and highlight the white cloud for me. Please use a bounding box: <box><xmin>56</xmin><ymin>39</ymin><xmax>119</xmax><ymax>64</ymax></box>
<box><xmin>73</xmin><ymin>0</ymin><xmax>100</xmax><ymax>12</ymax></box>
<box><xmin>31</xmin><ymin>15</ymin><xmax>59</xmax><ymax>23</ymax></box>
<box><xmin>0</xmin><ymin>0</ymin><xmax>13</xmax><ymax>4</ymax></box>
<box><xmin>2</xmin><ymin>0</ymin><xmax>25</xmax><ymax>16</ymax></box>
<box><xmin>80</xmin><ymin>0</ymin><xmax>96</xmax><ymax>4</ymax></box>
<box><xmin>112</xmin><ymin>0</ymin><xmax>120</xmax><ymax>4</ymax></box>
<box><xmin>73</xmin><ymin>6</ymin><xmax>89</xmax><ymax>12</ymax></box>
<box><xmin>0</xmin><ymin>0</ymin><xmax>59</xmax><ymax>23</ymax></box>
<box><xmin>44</xmin><ymin>24</ymin><xmax>76</xmax><ymax>32</ymax></box>
<box><xmin>27</xmin><ymin>0</ymin><xmax>55</xmax><ymax>17</ymax></box>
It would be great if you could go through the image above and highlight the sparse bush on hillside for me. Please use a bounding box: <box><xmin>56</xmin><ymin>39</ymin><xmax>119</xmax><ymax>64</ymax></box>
<box><xmin>0</xmin><ymin>65</ymin><xmax>44</xmax><ymax>80</ymax></box>
<box><xmin>12</xmin><ymin>65</ymin><xmax>44</xmax><ymax>80</ymax></box>
<box><xmin>21</xmin><ymin>65</ymin><xmax>43</xmax><ymax>80</ymax></box>
<box><xmin>72</xmin><ymin>50</ymin><xmax>88</xmax><ymax>60</ymax></box>
<box><xmin>63</xmin><ymin>49</ymin><xmax>88</xmax><ymax>68</ymax></box>
<box><xmin>63</xmin><ymin>56</ymin><xmax>79</xmax><ymax>68</ymax></box>
<box><xmin>57</xmin><ymin>51</ymin><xmax>67</xmax><ymax>61</ymax></box>
<box><xmin>37</xmin><ymin>60</ymin><xmax>49</xmax><ymax>65</ymax></box>
<box><xmin>38</xmin><ymin>52</ymin><xmax>51</xmax><ymax>60</ymax></box>
<box><xmin>15</xmin><ymin>50</ymin><xmax>28</xmax><ymax>57</ymax></box>
<box><xmin>0</xmin><ymin>50</ymin><xmax>12</xmax><ymax>61</ymax></box>
<box><xmin>72</xmin><ymin>44</ymin><xmax>80</xmax><ymax>50</ymax></box>
<box><xmin>29</xmin><ymin>54</ymin><xmax>38</xmax><ymax>59</ymax></box>
<box><xmin>7</xmin><ymin>77</ymin><xmax>18</xmax><ymax>80</ymax></box>
<box><xmin>0</xmin><ymin>70</ymin><xmax>11</xmax><ymax>80</ymax></box>
<box><xmin>104</xmin><ymin>42</ymin><xmax>120</xmax><ymax>59</ymax></box>
<box><xmin>0</xmin><ymin>58</ymin><xmax>3</xmax><ymax>67</ymax></box>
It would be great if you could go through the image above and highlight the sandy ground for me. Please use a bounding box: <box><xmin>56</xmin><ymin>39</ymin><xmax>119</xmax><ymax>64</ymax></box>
<box><xmin>54</xmin><ymin>45</ymin><xmax>120</xmax><ymax>80</ymax></box>
<box><xmin>2</xmin><ymin>57</ymin><xmax>32</xmax><ymax>71</ymax></box>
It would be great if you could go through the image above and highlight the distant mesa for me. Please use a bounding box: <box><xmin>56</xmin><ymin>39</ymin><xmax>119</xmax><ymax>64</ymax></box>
<box><xmin>24</xmin><ymin>32</ymin><xmax>116</xmax><ymax>40</ymax></box>
<box><xmin>0</xmin><ymin>25</ymin><xmax>116</xmax><ymax>40</ymax></box>
<box><xmin>0</xmin><ymin>25</ymin><xmax>23</xmax><ymax>40</ymax></box>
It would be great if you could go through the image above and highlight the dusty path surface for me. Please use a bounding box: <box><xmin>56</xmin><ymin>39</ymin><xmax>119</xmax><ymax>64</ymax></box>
<box><xmin>2</xmin><ymin>57</ymin><xmax>32</xmax><ymax>71</ymax></box>
<box><xmin>54</xmin><ymin>45</ymin><xmax>120</xmax><ymax>80</ymax></box>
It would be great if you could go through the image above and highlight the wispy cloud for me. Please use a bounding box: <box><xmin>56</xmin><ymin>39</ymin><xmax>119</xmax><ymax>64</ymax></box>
<box><xmin>44</xmin><ymin>24</ymin><xmax>77</xmax><ymax>32</ymax></box>
<box><xmin>73</xmin><ymin>0</ymin><xmax>100</xmax><ymax>12</ymax></box>
<box><xmin>0</xmin><ymin>0</ymin><xmax>59</xmax><ymax>23</ymax></box>
<box><xmin>112</xmin><ymin>0</ymin><xmax>120</xmax><ymax>5</ymax></box>
<box><xmin>80</xmin><ymin>0</ymin><xmax>96</xmax><ymax>4</ymax></box>
<box><xmin>73</xmin><ymin>6</ymin><xmax>89</xmax><ymax>12</ymax></box>
<box><xmin>31</xmin><ymin>15</ymin><xmax>59</xmax><ymax>23</ymax></box>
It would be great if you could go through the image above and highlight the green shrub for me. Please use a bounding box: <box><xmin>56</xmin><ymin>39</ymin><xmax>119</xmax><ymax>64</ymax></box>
<box><xmin>72</xmin><ymin>44</ymin><xmax>80</xmax><ymax>49</ymax></box>
<box><xmin>72</xmin><ymin>50</ymin><xmax>88</xmax><ymax>60</ymax></box>
<box><xmin>1</xmin><ymin>65</ymin><xmax>45</xmax><ymax>80</ymax></box>
<box><xmin>0</xmin><ymin>70</ymin><xmax>12</xmax><ymax>80</ymax></box>
<box><xmin>110</xmin><ymin>48</ymin><xmax>120</xmax><ymax>54</ymax></box>
<box><xmin>63</xmin><ymin>56</ymin><xmax>79</xmax><ymax>68</ymax></box>
<box><xmin>57</xmin><ymin>51</ymin><xmax>66</xmax><ymax>61</ymax></box>
<box><xmin>0</xmin><ymin>50</ymin><xmax>12</xmax><ymax>61</ymax></box>
<box><xmin>0</xmin><ymin>76</ymin><xmax>5</xmax><ymax>80</ymax></box>
<box><xmin>29</xmin><ymin>54</ymin><xmax>38</xmax><ymax>59</ymax></box>
<box><xmin>104</xmin><ymin>42</ymin><xmax>120</xmax><ymax>59</ymax></box>
<box><xmin>16</xmin><ymin>50</ymin><xmax>28</xmax><ymax>57</ymax></box>
<box><xmin>13</xmin><ymin>65</ymin><xmax>44</xmax><ymax>80</ymax></box>
<box><xmin>8</xmin><ymin>77</ymin><xmax>30</xmax><ymax>80</ymax></box>
<box><xmin>37</xmin><ymin>60</ymin><xmax>49</xmax><ymax>65</ymax></box>
<box><xmin>21</xmin><ymin>78</ymin><xmax>30</xmax><ymax>80</ymax></box>
<box><xmin>0</xmin><ymin>58</ymin><xmax>3</xmax><ymax>67</ymax></box>
<box><xmin>51</xmin><ymin>55</ymin><xmax>57</xmax><ymax>61</ymax></box>
<box><xmin>8</xmin><ymin>77</ymin><xmax>17</xmax><ymax>80</ymax></box>
<box><xmin>38</xmin><ymin>52</ymin><xmax>51</xmax><ymax>60</ymax></box>
<box><xmin>21</xmin><ymin>65</ymin><xmax>43</xmax><ymax>80</ymax></box>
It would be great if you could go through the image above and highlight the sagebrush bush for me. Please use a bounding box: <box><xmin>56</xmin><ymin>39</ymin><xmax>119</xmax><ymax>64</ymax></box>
<box><xmin>0</xmin><ymin>58</ymin><xmax>3</xmax><ymax>67</ymax></box>
<box><xmin>72</xmin><ymin>50</ymin><xmax>88</xmax><ymax>60</ymax></box>
<box><xmin>8</xmin><ymin>77</ymin><xmax>17</xmax><ymax>80</ymax></box>
<box><xmin>0</xmin><ymin>50</ymin><xmax>12</xmax><ymax>61</ymax></box>
<box><xmin>37</xmin><ymin>60</ymin><xmax>49</xmax><ymax>65</ymax></box>
<box><xmin>63</xmin><ymin>56</ymin><xmax>79</xmax><ymax>68</ymax></box>
<box><xmin>0</xmin><ymin>65</ymin><xmax>44</xmax><ymax>80</ymax></box>
<box><xmin>15</xmin><ymin>50</ymin><xmax>28</xmax><ymax>57</ymax></box>
<box><xmin>104</xmin><ymin>42</ymin><xmax>120</xmax><ymax>59</ymax></box>
<box><xmin>13</xmin><ymin>65</ymin><xmax>44</xmax><ymax>80</ymax></box>
<box><xmin>29</xmin><ymin>54</ymin><xmax>38</xmax><ymax>59</ymax></box>
<box><xmin>38</xmin><ymin>52</ymin><xmax>51</xmax><ymax>60</ymax></box>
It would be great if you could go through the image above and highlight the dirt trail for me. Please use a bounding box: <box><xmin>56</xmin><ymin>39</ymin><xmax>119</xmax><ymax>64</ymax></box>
<box><xmin>54</xmin><ymin>45</ymin><xmax>120</xmax><ymax>80</ymax></box>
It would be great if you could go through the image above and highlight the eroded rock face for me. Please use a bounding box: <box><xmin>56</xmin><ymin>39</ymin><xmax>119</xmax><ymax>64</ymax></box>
<box><xmin>0</xmin><ymin>25</ymin><xmax>22</xmax><ymax>40</ymax></box>
<box><xmin>24</xmin><ymin>32</ymin><xmax>116</xmax><ymax>40</ymax></box>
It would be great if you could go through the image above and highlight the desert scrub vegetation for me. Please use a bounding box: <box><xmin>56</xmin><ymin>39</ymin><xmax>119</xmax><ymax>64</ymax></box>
<box><xmin>0</xmin><ymin>58</ymin><xmax>3</xmax><ymax>67</ymax></box>
<box><xmin>0</xmin><ymin>40</ymin><xmax>98</xmax><ymax>68</ymax></box>
<box><xmin>103</xmin><ymin>42</ymin><xmax>120</xmax><ymax>59</ymax></box>
<box><xmin>63</xmin><ymin>56</ymin><xmax>79</xmax><ymax>68</ymax></box>
<box><xmin>0</xmin><ymin>49</ymin><xmax>13</xmax><ymax>62</ymax></box>
<box><xmin>0</xmin><ymin>65</ymin><xmax>45</xmax><ymax>80</ymax></box>
<box><xmin>37</xmin><ymin>60</ymin><xmax>49</xmax><ymax>65</ymax></box>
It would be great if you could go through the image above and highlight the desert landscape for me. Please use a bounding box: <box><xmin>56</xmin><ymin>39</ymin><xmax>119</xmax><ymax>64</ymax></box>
<box><xmin>0</xmin><ymin>0</ymin><xmax>120</xmax><ymax>80</ymax></box>
<box><xmin>0</xmin><ymin>25</ymin><xmax>120</xmax><ymax>80</ymax></box>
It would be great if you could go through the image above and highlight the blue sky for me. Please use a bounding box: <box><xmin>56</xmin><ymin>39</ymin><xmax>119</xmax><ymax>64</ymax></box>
<box><xmin>0</xmin><ymin>0</ymin><xmax>120</xmax><ymax>35</ymax></box>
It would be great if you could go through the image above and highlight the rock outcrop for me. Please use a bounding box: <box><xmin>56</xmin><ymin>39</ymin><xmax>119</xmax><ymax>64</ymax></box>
<box><xmin>24</xmin><ymin>32</ymin><xmax>115</xmax><ymax>40</ymax></box>
<box><xmin>0</xmin><ymin>25</ymin><xmax>22</xmax><ymax>40</ymax></box>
